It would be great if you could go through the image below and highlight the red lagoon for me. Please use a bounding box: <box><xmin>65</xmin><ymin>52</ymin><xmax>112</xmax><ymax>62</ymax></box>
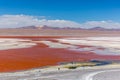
<box><xmin>0</xmin><ymin>36</ymin><xmax>120</xmax><ymax>72</ymax></box>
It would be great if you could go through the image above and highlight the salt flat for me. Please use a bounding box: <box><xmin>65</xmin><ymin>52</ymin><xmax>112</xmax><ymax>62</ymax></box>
<box><xmin>0</xmin><ymin>38</ymin><xmax>36</xmax><ymax>50</ymax></box>
<box><xmin>39</xmin><ymin>41</ymin><xmax>76</xmax><ymax>48</ymax></box>
<box><xmin>57</xmin><ymin>37</ymin><xmax>120</xmax><ymax>55</ymax></box>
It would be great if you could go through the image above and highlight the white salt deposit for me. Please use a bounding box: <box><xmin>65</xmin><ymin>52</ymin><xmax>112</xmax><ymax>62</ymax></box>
<box><xmin>57</xmin><ymin>37</ymin><xmax>120</xmax><ymax>55</ymax></box>
<box><xmin>86</xmin><ymin>37</ymin><xmax>120</xmax><ymax>41</ymax></box>
<box><xmin>40</xmin><ymin>41</ymin><xmax>76</xmax><ymax>48</ymax></box>
<box><xmin>0</xmin><ymin>38</ymin><xmax>36</xmax><ymax>50</ymax></box>
<box><xmin>57</xmin><ymin>37</ymin><xmax>120</xmax><ymax>49</ymax></box>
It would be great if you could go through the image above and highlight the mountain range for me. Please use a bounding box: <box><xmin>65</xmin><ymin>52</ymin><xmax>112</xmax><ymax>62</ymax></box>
<box><xmin>18</xmin><ymin>25</ymin><xmax>120</xmax><ymax>31</ymax></box>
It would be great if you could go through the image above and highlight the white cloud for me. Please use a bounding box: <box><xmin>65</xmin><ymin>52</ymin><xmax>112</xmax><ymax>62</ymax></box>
<box><xmin>38</xmin><ymin>19</ymin><xmax>82</xmax><ymax>28</ymax></box>
<box><xmin>0</xmin><ymin>15</ymin><xmax>41</xmax><ymax>28</ymax></box>
<box><xmin>0</xmin><ymin>15</ymin><xmax>82</xmax><ymax>28</ymax></box>
<box><xmin>0</xmin><ymin>15</ymin><xmax>120</xmax><ymax>29</ymax></box>
<box><xmin>81</xmin><ymin>21</ymin><xmax>120</xmax><ymax>29</ymax></box>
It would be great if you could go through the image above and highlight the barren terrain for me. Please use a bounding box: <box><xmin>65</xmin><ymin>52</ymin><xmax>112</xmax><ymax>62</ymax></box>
<box><xmin>0</xmin><ymin>28</ymin><xmax>120</xmax><ymax>36</ymax></box>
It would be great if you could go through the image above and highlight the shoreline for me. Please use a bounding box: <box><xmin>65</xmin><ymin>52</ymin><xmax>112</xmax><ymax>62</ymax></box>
<box><xmin>0</xmin><ymin>61</ymin><xmax>120</xmax><ymax>78</ymax></box>
<box><xmin>0</xmin><ymin>60</ymin><xmax>118</xmax><ymax>73</ymax></box>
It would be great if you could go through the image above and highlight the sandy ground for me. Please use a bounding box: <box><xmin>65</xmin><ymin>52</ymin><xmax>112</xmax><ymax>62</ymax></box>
<box><xmin>92</xmin><ymin>69</ymin><xmax>120</xmax><ymax>80</ymax></box>
<box><xmin>0</xmin><ymin>28</ymin><xmax>119</xmax><ymax>37</ymax></box>
<box><xmin>0</xmin><ymin>63</ymin><xmax>120</xmax><ymax>80</ymax></box>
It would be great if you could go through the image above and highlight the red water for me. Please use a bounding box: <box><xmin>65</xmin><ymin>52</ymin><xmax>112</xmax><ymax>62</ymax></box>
<box><xmin>0</xmin><ymin>36</ymin><xmax>120</xmax><ymax>72</ymax></box>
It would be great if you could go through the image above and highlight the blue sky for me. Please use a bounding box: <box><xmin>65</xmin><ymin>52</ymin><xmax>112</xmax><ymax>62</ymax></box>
<box><xmin>0</xmin><ymin>0</ymin><xmax>120</xmax><ymax>22</ymax></box>
<box><xmin>0</xmin><ymin>0</ymin><xmax>120</xmax><ymax>28</ymax></box>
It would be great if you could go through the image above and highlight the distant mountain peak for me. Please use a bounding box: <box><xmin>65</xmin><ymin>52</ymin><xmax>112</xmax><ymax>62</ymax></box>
<box><xmin>89</xmin><ymin>26</ymin><xmax>105</xmax><ymax>30</ymax></box>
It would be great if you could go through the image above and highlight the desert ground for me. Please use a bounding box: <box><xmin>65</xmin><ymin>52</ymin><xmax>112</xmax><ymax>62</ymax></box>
<box><xmin>0</xmin><ymin>29</ymin><xmax>119</xmax><ymax>80</ymax></box>
<box><xmin>0</xmin><ymin>28</ymin><xmax>120</xmax><ymax>36</ymax></box>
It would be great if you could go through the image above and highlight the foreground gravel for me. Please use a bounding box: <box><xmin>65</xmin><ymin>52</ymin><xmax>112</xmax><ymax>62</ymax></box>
<box><xmin>0</xmin><ymin>67</ymin><xmax>120</xmax><ymax>80</ymax></box>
